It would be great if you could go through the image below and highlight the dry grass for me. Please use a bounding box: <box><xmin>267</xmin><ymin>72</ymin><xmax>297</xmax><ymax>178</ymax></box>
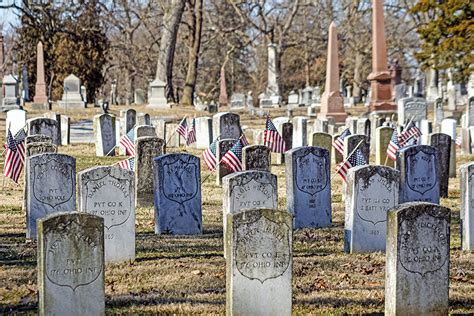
<box><xmin>0</xmin><ymin>104</ymin><xmax>473</xmax><ymax>314</ymax></box>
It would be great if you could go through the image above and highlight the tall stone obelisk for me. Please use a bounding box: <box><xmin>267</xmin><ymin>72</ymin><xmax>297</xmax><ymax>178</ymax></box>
<box><xmin>219</xmin><ymin>66</ymin><xmax>228</xmax><ymax>106</ymax></box>
<box><xmin>367</xmin><ymin>0</ymin><xmax>395</xmax><ymax>112</ymax></box>
<box><xmin>319</xmin><ymin>22</ymin><xmax>347</xmax><ymax>123</ymax></box>
<box><xmin>33</xmin><ymin>41</ymin><xmax>48</xmax><ymax>108</ymax></box>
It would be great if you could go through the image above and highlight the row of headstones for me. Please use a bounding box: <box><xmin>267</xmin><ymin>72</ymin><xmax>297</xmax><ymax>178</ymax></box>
<box><xmin>37</xmin><ymin>200</ymin><xmax>461</xmax><ymax>315</ymax></box>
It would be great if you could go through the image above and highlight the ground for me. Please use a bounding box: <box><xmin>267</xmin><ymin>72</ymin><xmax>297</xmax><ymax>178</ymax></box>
<box><xmin>0</xmin><ymin>103</ymin><xmax>473</xmax><ymax>314</ymax></box>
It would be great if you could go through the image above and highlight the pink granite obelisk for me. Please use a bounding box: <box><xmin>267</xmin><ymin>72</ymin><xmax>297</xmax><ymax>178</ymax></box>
<box><xmin>367</xmin><ymin>0</ymin><xmax>395</xmax><ymax>112</ymax></box>
<box><xmin>319</xmin><ymin>22</ymin><xmax>347</xmax><ymax>123</ymax></box>
<box><xmin>219</xmin><ymin>66</ymin><xmax>228</xmax><ymax>106</ymax></box>
<box><xmin>33</xmin><ymin>41</ymin><xmax>48</xmax><ymax>106</ymax></box>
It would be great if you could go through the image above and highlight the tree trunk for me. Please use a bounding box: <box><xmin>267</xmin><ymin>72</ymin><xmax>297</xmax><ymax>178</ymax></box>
<box><xmin>182</xmin><ymin>0</ymin><xmax>203</xmax><ymax>106</ymax></box>
<box><xmin>156</xmin><ymin>0</ymin><xmax>186</xmax><ymax>103</ymax></box>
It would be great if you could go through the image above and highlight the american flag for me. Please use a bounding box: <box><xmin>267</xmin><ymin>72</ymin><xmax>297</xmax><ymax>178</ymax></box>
<box><xmin>240</xmin><ymin>131</ymin><xmax>249</xmax><ymax>146</ymax></box>
<box><xmin>202</xmin><ymin>138</ymin><xmax>218</xmax><ymax>171</ymax></box>
<box><xmin>263</xmin><ymin>116</ymin><xmax>285</xmax><ymax>153</ymax></box>
<box><xmin>398</xmin><ymin>121</ymin><xmax>422</xmax><ymax>147</ymax></box>
<box><xmin>386</xmin><ymin>130</ymin><xmax>400</xmax><ymax>161</ymax></box>
<box><xmin>117</xmin><ymin>157</ymin><xmax>135</xmax><ymax>170</ymax></box>
<box><xmin>3</xmin><ymin>128</ymin><xmax>27</xmax><ymax>183</ymax></box>
<box><xmin>176</xmin><ymin>117</ymin><xmax>188</xmax><ymax>139</ymax></box>
<box><xmin>186</xmin><ymin>118</ymin><xmax>196</xmax><ymax>145</ymax></box>
<box><xmin>336</xmin><ymin>148</ymin><xmax>367</xmax><ymax>182</ymax></box>
<box><xmin>455</xmin><ymin>135</ymin><xmax>462</xmax><ymax>147</ymax></box>
<box><xmin>333</xmin><ymin>128</ymin><xmax>351</xmax><ymax>156</ymax></box>
<box><xmin>120</xmin><ymin>129</ymin><xmax>135</xmax><ymax>156</ymax></box>
<box><xmin>222</xmin><ymin>139</ymin><xmax>243</xmax><ymax>172</ymax></box>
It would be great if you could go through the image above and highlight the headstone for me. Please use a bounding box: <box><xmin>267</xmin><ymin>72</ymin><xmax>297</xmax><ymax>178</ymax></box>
<box><xmin>345</xmin><ymin>165</ymin><xmax>399</xmax><ymax>253</ymax></box>
<box><xmin>467</xmin><ymin>96</ymin><xmax>474</xmax><ymax>127</ymax></box>
<box><xmin>26</xmin><ymin>134</ymin><xmax>52</xmax><ymax>144</ymax></box>
<box><xmin>397</xmin><ymin>145</ymin><xmax>440</xmax><ymax>204</ymax></box>
<box><xmin>461</xmin><ymin>127</ymin><xmax>472</xmax><ymax>154</ymax></box>
<box><xmin>385</xmin><ymin>202</ymin><xmax>450</xmax><ymax>315</ymax></box>
<box><xmin>273</xmin><ymin>118</ymin><xmax>292</xmax><ymax>164</ymax></box>
<box><xmin>38</xmin><ymin>212</ymin><xmax>105</xmax><ymax>315</ymax></box>
<box><xmin>1</xmin><ymin>74</ymin><xmax>19</xmax><ymax>109</ymax></box>
<box><xmin>134</xmin><ymin>125</ymin><xmax>156</xmax><ymax>138</ymax></box>
<box><xmin>441</xmin><ymin>118</ymin><xmax>457</xmax><ymax>178</ymax></box>
<box><xmin>58</xmin><ymin>74</ymin><xmax>85</xmax><ymax>109</ymax></box>
<box><xmin>434</xmin><ymin>97</ymin><xmax>444</xmax><ymax>127</ymax></box>
<box><xmin>356</xmin><ymin>118</ymin><xmax>371</xmax><ymax>139</ymax></box>
<box><xmin>309</xmin><ymin>132</ymin><xmax>332</xmax><ymax>164</ymax></box>
<box><xmin>259</xmin><ymin>93</ymin><xmax>274</xmax><ymax>108</ymax></box>
<box><xmin>287</xmin><ymin>91</ymin><xmax>299</xmax><ymax>108</ymax></box>
<box><xmin>93</xmin><ymin>114</ymin><xmax>116</xmax><ymax>157</ymax></box>
<box><xmin>165</xmin><ymin>123</ymin><xmax>181</xmax><ymax>147</ymax></box>
<box><xmin>286</xmin><ymin>146</ymin><xmax>331</xmax><ymax>228</ymax></box>
<box><xmin>397</xmin><ymin>97</ymin><xmax>427</xmax><ymax>124</ymax></box>
<box><xmin>226</xmin><ymin>208</ymin><xmax>292</xmax><ymax>316</ymax></box>
<box><xmin>33</xmin><ymin>41</ymin><xmax>49</xmax><ymax>109</ymax></box>
<box><xmin>122</xmin><ymin>109</ymin><xmax>137</xmax><ymax>134</ymax></box>
<box><xmin>134</xmin><ymin>89</ymin><xmax>146</xmax><ymax>105</ymax></box>
<box><xmin>78</xmin><ymin>166</ymin><xmax>135</xmax><ymax>263</ymax></box>
<box><xmin>460</xmin><ymin>162</ymin><xmax>474</xmax><ymax>251</ymax></box>
<box><xmin>212</xmin><ymin>112</ymin><xmax>241</xmax><ymax>140</ymax></box>
<box><xmin>344</xmin><ymin>134</ymin><xmax>370</xmax><ymax>162</ymax></box>
<box><xmin>266</xmin><ymin>44</ymin><xmax>280</xmax><ymax>97</ymax></box>
<box><xmin>216</xmin><ymin>139</ymin><xmax>237</xmax><ymax>185</ymax></box>
<box><xmin>292</xmin><ymin>116</ymin><xmax>308</xmax><ymax>148</ymax></box>
<box><xmin>195</xmin><ymin>116</ymin><xmax>213</xmax><ymax>149</ymax></box>
<box><xmin>375</xmin><ymin>126</ymin><xmax>395</xmax><ymax>167</ymax></box>
<box><xmin>430</xmin><ymin>133</ymin><xmax>451</xmax><ymax>198</ymax></box>
<box><xmin>313</xmin><ymin>118</ymin><xmax>329</xmax><ymax>133</ymax></box>
<box><xmin>419</xmin><ymin>119</ymin><xmax>431</xmax><ymax>145</ymax></box>
<box><xmin>60</xmin><ymin>115</ymin><xmax>70</xmax><ymax>146</ymax></box>
<box><xmin>136</xmin><ymin>113</ymin><xmax>151</xmax><ymax>126</ymax></box>
<box><xmin>135</xmin><ymin>136</ymin><xmax>165</xmax><ymax>206</ymax></box>
<box><xmin>26</xmin><ymin>153</ymin><xmax>76</xmax><ymax>239</ymax></box>
<box><xmin>147</xmin><ymin>78</ymin><xmax>168</xmax><ymax>108</ymax></box>
<box><xmin>5</xmin><ymin>109</ymin><xmax>26</xmax><ymax>138</ymax></box>
<box><xmin>230</xmin><ymin>93</ymin><xmax>245</xmax><ymax>110</ymax></box>
<box><xmin>242</xmin><ymin>145</ymin><xmax>271</xmax><ymax>172</ymax></box>
<box><xmin>153</xmin><ymin>153</ymin><xmax>202</xmax><ymax>235</ymax></box>
<box><xmin>345</xmin><ymin>116</ymin><xmax>358</xmax><ymax>134</ymax></box>
<box><xmin>27</xmin><ymin>118</ymin><xmax>60</xmax><ymax>145</ymax></box>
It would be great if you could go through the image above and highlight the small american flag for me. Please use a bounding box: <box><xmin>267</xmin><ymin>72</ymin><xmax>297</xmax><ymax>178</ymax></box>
<box><xmin>240</xmin><ymin>131</ymin><xmax>249</xmax><ymax>146</ymax></box>
<box><xmin>3</xmin><ymin>128</ymin><xmax>27</xmax><ymax>183</ymax></box>
<box><xmin>263</xmin><ymin>116</ymin><xmax>285</xmax><ymax>153</ymax></box>
<box><xmin>202</xmin><ymin>138</ymin><xmax>218</xmax><ymax>171</ymax></box>
<box><xmin>222</xmin><ymin>139</ymin><xmax>243</xmax><ymax>172</ymax></box>
<box><xmin>455</xmin><ymin>135</ymin><xmax>462</xmax><ymax>147</ymax></box>
<box><xmin>120</xmin><ymin>129</ymin><xmax>136</xmax><ymax>156</ymax></box>
<box><xmin>186</xmin><ymin>118</ymin><xmax>196</xmax><ymax>145</ymax></box>
<box><xmin>398</xmin><ymin>121</ymin><xmax>422</xmax><ymax>147</ymax></box>
<box><xmin>386</xmin><ymin>130</ymin><xmax>400</xmax><ymax>161</ymax></box>
<box><xmin>176</xmin><ymin>117</ymin><xmax>188</xmax><ymax>139</ymax></box>
<box><xmin>117</xmin><ymin>157</ymin><xmax>135</xmax><ymax>170</ymax></box>
<box><xmin>333</xmin><ymin>128</ymin><xmax>351</xmax><ymax>156</ymax></box>
<box><xmin>336</xmin><ymin>148</ymin><xmax>367</xmax><ymax>182</ymax></box>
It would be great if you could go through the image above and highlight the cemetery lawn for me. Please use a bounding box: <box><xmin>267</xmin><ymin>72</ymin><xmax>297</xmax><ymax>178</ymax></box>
<box><xmin>1</xmin><ymin>105</ymin><xmax>473</xmax><ymax>314</ymax></box>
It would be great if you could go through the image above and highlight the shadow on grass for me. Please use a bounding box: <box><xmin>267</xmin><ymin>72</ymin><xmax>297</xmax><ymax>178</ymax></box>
<box><xmin>106</xmin><ymin>293</ymin><xmax>224</xmax><ymax>309</ymax></box>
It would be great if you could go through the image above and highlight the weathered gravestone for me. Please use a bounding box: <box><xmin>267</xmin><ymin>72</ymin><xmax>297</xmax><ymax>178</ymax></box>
<box><xmin>309</xmin><ymin>132</ymin><xmax>332</xmax><ymax>164</ymax></box>
<box><xmin>135</xmin><ymin>136</ymin><xmax>165</xmax><ymax>206</ymax></box>
<box><xmin>26</xmin><ymin>134</ymin><xmax>52</xmax><ymax>144</ymax></box>
<box><xmin>93</xmin><ymin>114</ymin><xmax>116</xmax><ymax>157</ymax></box>
<box><xmin>216</xmin><ymin>139</ymin><xmax>238</xmax><ymax>185</ymax></box>
<box><xmin>27</xmin><ymin>153</ymin><xmax>76</xmax><ymax>239</ymax></box>
<box><xmin>58</xmin><ymin>74</ymin><xmax>86</xmax><ymax>109</ymax></box>
<box><xmin>153</xmin><ymin>154</ymin><xmax>202</xmax><ymax>235</ymax></box>
<box><xmin>223</xmin><ymin>171</ymin><xmax>278</xmax><ymax>257</ymax></box>
<box><xmin>286</xmin><ymin>146</ymin><xmax>331</xmax><ymax>228</ymax></box>
<box><xmin>375</xmin><ymin>126</ymin><xmax>395</xmax><ymax>167</ymax></box>
<box><xmin>27</xmin><ymin>118</ymin><xmax>60</xmax><ymax>145</ymax></box>
<box><xmin>441</xmin><ymin>118</ymin><xmax>457</xmax><ymax>178</ymax></box>
<box><xmin>345</xmin><ymin>165</ymin><xmax>399</xmax><ymax>253</ymax></box>
<box><xmin>194</xmin><ymin>116</ymin><xmax>213</xmax><ymax>149</ymax></box>
<box><xmin>460</xmin><ymin>162</ymin><xmax>474</xmax><ymax>251</ymax></box>
<box><xmin>230</xmin><ymin>93</ymin><xmax>246</xmax><ymax>109</ymax></box>
<box><xmin>123</xmin><ymin>108</ymin><xmax>137</xmax><ymax>134</ymax></box>
<box><xmin>344</xmin><ymin>134</ymin><xmax>370</xmax><ymax>162</ymax></box>
<box><xmin>292</xmin><ymin>116</ymin><xmax>308</xmax><ymax>148</ymax></box>
<box><xmin>213</xmin><ymin>112</ymin><xmax>241</xmax><ymax>140</ymax></box>
<box><xmin>430</xmin><ymin>133</ymin><xmax>451</xmax><ymax>198</ymax></box>
<box><xmin>242</xmin><ymin>145</ymin><xmax>271</xmax><ymax>172</ymax></box>
<box><xmin>78</xmin><ymin>166</ymin><xmax>135</xmax><ymax>263</ymax></box>
<box><xmin>385</xmin><ymin>202</ymin><xmax>450</xmax><ymax>315</ymax></box>
<box><xmin>397</xmin><ymin>145</ymin><xmax>440</xmax><ymax>204</ymax></box>
<box><xmin>134</xmin><ymin>125</ymin><xmax>156</xmax><ymax>138</ymax></box>
<box><xmin>60</xmin><ymin>115</ymin><xmax>71</xmax><ymax>146</ymax></box>
<box><xmin>397</xmin><ymin>97</ymin><xmax>427</xmax><ymax>124</ymax></box>
<box><xmin>434</xmin><ymin>97</ymin><xmax>444</xmax><ymax>127</ymax></box>
<box><xmin>226</xmin><ymin>209</ymin><xmax>292</xmax><ymax>316</ymax></box>
<box><xmin>136</xmin><ymin>112</ymin><xmax>151</xmax><ymax>126</ymax></box>
<box><xmin>467</xmin><ymin>96</ymin><xmax>474</xmax><ymax>127</ymax></box>
<box><xmin>37</xmin><ymin>212</ymin><xmax>105</xmax><ymax>315</ymax></box>
<box><xmin>272</xmin><ymin>118</ymin><xmax>292</xmax><ymax>164</ymax></box>
<box><xmin>26</xmin><ymin>142</ymin><xmax>57</xmax><ymax>157</ymax></box>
